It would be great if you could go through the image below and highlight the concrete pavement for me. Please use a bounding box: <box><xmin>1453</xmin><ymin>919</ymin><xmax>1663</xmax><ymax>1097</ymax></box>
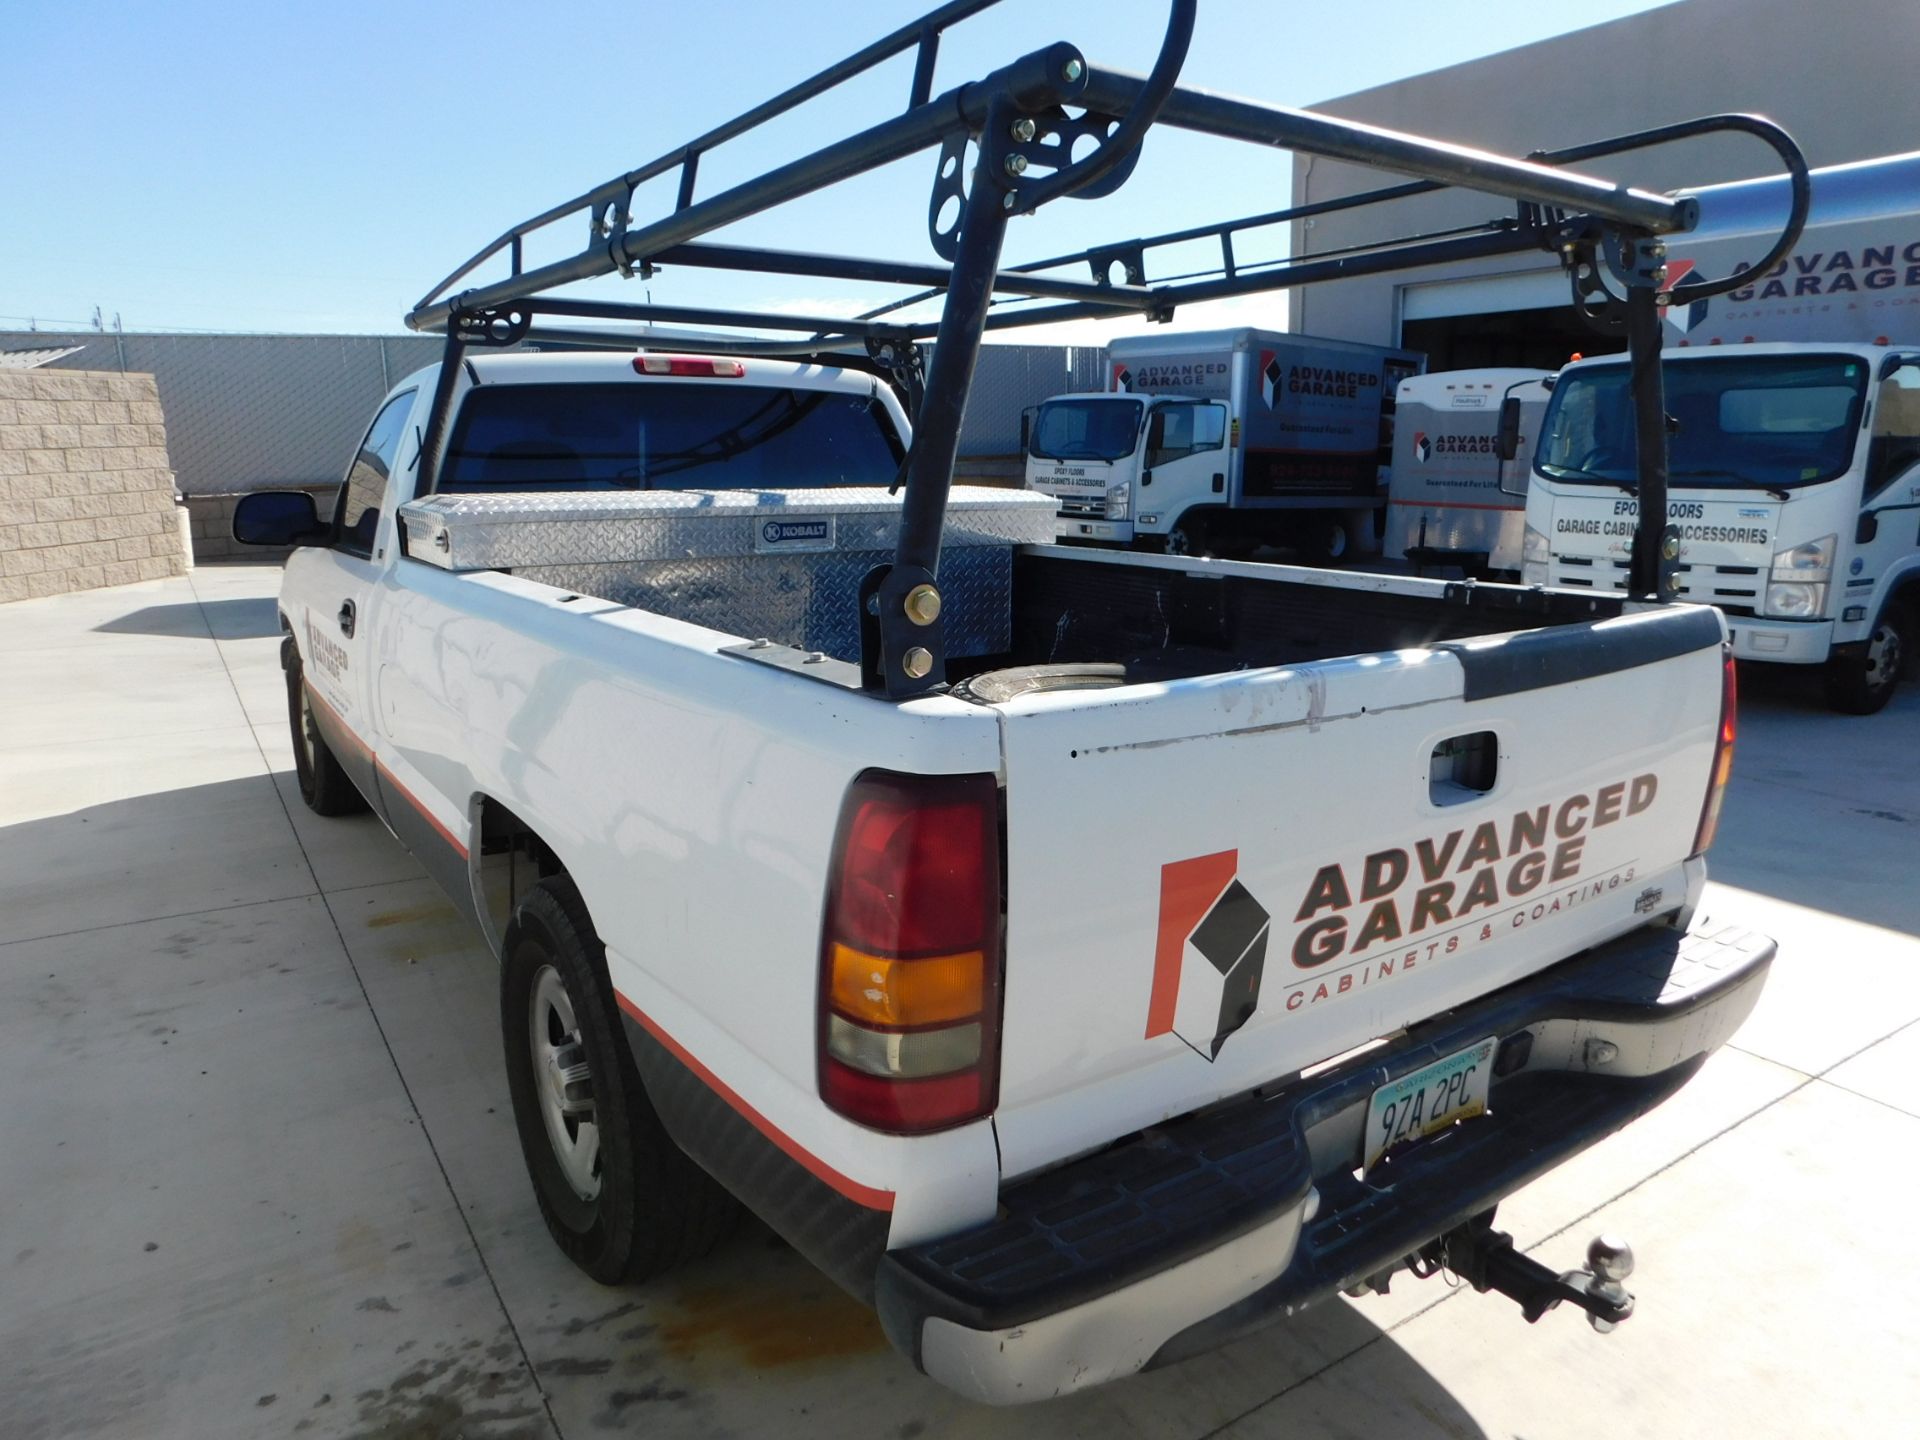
<box><xmin>2</xmin><ymin>562</ymin><xmax>1916</xmax><ymax>1439</ymax></box>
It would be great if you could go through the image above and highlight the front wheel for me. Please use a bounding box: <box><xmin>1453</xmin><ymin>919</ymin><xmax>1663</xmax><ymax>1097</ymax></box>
<box><xmin>284</xmin><ymin>640</ymin><xmax>366</xmax><ymax>817</ymax></box>
<box><xmin>1825</xmin><ymin>606</ymin><xmax>1908</xmax><ymax>715</ymax></box>
<box><xmin>500</xmin><ymin>878</ymin><xmax>736</xmax><ymax>1285</ymax></box>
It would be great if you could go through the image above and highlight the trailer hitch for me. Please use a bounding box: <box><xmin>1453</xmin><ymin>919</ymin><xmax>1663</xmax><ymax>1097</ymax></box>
<box><xmin>1417</xmin><ymin>1213</ymin><xmax>1635</xmax><ymax>1333</ymax></box>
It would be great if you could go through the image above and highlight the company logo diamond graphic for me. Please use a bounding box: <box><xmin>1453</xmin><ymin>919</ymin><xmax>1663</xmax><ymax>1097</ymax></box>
<box><xmin>1660</xmin><ymin>259</ymin><xmax>1713</xmax><ymax>334</ymax></box>
<box><xmin>1414</xmin><ymin>430</ymin><xmax>1431</xmax><ymax>463</ymax></box>
<box><xmin>1260</xmin><ymin>350</ymin><xmax>1282</xmax><ymax>410</ymax></box>
<box><xmin>1146</xmin><ymin>851</ymin><xmax>1272</xmax><ymax>1061</ymax></box>
<box><xmin>1113</xmin><ymin>362</ymin><xmax>1133</xmax><ymax>393</ymax></box>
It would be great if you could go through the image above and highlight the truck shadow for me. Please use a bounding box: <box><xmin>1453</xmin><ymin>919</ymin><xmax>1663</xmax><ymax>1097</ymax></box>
<box><xmin>91</xmin><ymin>595</ymin><xmax>281</xmax><ymax>640</ymax></box>
<box><xmin>0</xmin><ymin>773</ymin><xmax>1494</xmax><ymax>1440</ymax></box>
<box><xmin>534</xmin><ymin>1209</ymin><xmax>1493</xmax><ymax>1439</ymax></box>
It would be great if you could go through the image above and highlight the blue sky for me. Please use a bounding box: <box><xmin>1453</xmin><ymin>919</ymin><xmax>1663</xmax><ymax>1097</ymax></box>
<box><xmin>2</xmin><ymin>0</ymin><xmax>1676</xmax><ymax>338</ymax></box>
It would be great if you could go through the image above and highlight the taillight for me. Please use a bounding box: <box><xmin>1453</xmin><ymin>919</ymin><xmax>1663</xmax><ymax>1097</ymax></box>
<box><xmin>1691</xmin><ymin>649</ymin><xmax>1737</xmax><ymax>856</ymax></box>
<box><xmin>632</xmin><ymin>355</ymin><xmax>745</xmax><ymax>377</ymax></box>
<box><xmin>819</xmin><ymin>771</ymin><xmax>1002</xmax><ymax>1134</ymax></box>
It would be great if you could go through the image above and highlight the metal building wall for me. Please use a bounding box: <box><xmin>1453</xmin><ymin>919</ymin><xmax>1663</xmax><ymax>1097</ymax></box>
<box><xmin>1287</xmin><ymin>0</ymin><xmax>1920</xmax><ymax>347</ymax></box>
<box><xmin>0</xmin><ymin>332</ymin><xmax>1099</xmax><ymax>495</ymax></box>
<box><xmin>959</xmin><ymin>344</ymin><xmax>1109</xmax><ymax>455</ymax></box>
<box><xmin>5</xmin><ymin>333</ymin><xmax>443</xmax><ymax>496</ymax></box>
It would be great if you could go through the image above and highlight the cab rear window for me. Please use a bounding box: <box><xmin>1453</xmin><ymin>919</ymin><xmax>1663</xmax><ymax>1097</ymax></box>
<box><xmin>439</xmin><ymin>382</ymin><xmax>905</xmax><ymax>492</ymax></box>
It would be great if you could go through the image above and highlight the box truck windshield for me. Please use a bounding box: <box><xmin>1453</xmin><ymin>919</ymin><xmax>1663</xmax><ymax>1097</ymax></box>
<box><xmin>1030</xmin><ymin>397</ymin><xmax>1144</xmax><ymax>461</ymax></box>
<box><xmin>1538</xmin><ymin>354</ymin><xmax>1870</xmax><ymax>492</ymax></box>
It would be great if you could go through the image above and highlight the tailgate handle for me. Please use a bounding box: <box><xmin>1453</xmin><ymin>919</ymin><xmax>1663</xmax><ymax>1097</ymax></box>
<box><xmin>1431</xmin><ymin>731</ymin><xmax>1498</xmax><ymax>804</ymax></box>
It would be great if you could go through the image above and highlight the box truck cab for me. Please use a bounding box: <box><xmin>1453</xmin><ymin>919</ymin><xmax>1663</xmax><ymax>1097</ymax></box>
<box><xmin>1025</xmin><ymin>328</ymin><xmax>1422</xmax><ymax>559</ymax></box>
<box><xmin>1522</xmin><ymin>342</ymin><xmax>1920</xmax><ymax>711</ymax></box>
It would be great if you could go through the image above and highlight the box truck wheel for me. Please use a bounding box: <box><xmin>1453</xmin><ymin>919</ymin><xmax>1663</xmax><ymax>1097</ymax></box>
<box><xmin>1825</xmin><ymin>603</ymin><xmax>1908</xmax><ymax>715</ymax></box>
<box><xmin>1301</xmin><ymin>517</ymin><xmax>1351</xmax><ymax>564</ymax></box>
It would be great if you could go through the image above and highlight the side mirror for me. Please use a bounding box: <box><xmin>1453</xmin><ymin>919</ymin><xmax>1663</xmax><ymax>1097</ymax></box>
<box><xmin>1495</xmin><ymin>396</ymin><xmax>1522</xmax><ymax>462</ymax></box>
<box><xmin>233</xmin><ymin>490</ymin><xmax>328</xmax><ymax>547</ymax></box>
<box><xmin>1020</xmin><ymin>405</ymin><xmax>1034</xmax><ymax>453</ymax></box>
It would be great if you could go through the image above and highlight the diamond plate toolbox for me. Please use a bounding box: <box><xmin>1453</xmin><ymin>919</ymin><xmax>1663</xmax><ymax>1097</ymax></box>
<box><xmin>398</xmin><ymin>485</ymin><xmax>1056</xmax><ymax>659</ymax></box>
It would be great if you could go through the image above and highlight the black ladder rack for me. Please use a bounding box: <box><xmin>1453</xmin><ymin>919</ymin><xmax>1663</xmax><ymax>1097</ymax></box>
<box><xmin>403</xmin><ymin>0</ymin><xmax>1809</xmax><ymax>699</ymax></box>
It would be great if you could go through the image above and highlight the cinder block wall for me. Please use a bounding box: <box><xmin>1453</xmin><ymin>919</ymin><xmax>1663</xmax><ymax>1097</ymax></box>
<box><xmin>0</xmin><ymin>370</ymin><xmax>189</xmax><ymax>602</ymax></box>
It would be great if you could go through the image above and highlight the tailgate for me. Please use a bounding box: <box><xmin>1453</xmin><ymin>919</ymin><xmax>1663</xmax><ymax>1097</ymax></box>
<box><xmin>990</xmin><ymin>605</ymin><xmax>1726</xmax><ymax>1180</ymax></box>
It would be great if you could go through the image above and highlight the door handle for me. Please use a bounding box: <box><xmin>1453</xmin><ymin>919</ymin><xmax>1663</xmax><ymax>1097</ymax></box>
<box><xmin>1212</xmin><ymin>472</ymin><xmax>1225</xmax><ymax>493</ymax></box>
<box><xmin>338</xmin><ymin>600</ymin><xmax>356</xmax><ymax>639</ymax></box>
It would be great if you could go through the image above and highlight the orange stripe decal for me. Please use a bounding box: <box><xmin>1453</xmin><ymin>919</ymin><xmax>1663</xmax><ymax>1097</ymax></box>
<box><xmin>304</xmin><ymin>684</ymin><xmax>372</xmax><ymax>761</ymax></box>
<box><xmin>615</xmin><ymin>991</ymin><xmax>896</xmax><ymax>1212</ymax></box>
<box><xmin>304</xmin><ymin>684</ymin><xmax>468</xmax><ymax>861</ymax></box>
<box><xmin>374</xmin><ymin>758</ymin><xmax>470</xmax><ymax>861</ymax></box>
<box><xmin>1147</xmin><ymin>850</ymin><xmax>1238</xmax><ymax>1038</ymax></box>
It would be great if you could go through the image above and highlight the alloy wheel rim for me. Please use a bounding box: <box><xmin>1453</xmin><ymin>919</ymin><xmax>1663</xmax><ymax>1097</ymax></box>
<box><xmin>529</xmin><ymin>964</ymin><xmax>601</xmax><ymax>1201</ymax></box>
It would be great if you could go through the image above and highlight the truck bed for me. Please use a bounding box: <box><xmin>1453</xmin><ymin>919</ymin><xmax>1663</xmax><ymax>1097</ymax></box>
<box><xmin>985</xmin><ymin>545</ymin><xmax>1632</xmax><ymax>683</ymax></box>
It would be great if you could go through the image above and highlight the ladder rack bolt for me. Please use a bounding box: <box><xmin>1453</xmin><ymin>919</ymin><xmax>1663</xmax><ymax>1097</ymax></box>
<box><xmin>1005</xmin><ymin>153</ymin><xmax>1029</xmax><ymax>177</ymax></box>
<box><xmin>1062</xmin><ymin>58</ymin><xmax>1083</xmax><ymax>83</ymax></box>
<box><xmin>903</xmin><ymin>647</ymin><xmax>933</xmax><ymax>679</ymax></box>
<box><xmin>1661</xmin><ymin>535</ymin><xmax>1681</xmax><ymax>560</ymax></box>
<box><xmin>1010</xmin><ymin>117</ymin><xmax>1037</xmax><ymax>143</ymax></box>
<box><xmin>904</xmin><ymin>584</ymin><xmax>943</xmax><ymax>625</ymax></box>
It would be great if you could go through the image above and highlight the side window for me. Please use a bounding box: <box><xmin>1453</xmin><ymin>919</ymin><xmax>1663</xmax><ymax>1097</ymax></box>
<box><xmin>333</xmin><ymin>391</ymin><xmax>416</xmax><ymax>555</ymax></box>
<box><xmin>1147</xmin><ymin>402</ymin><xmax>1226</xmax><ymax>468</ymax></box>
<box><xmin>1868</xmin><ymin>360</ymin><xmax>1920</xmax><ymax>498</ymax></box>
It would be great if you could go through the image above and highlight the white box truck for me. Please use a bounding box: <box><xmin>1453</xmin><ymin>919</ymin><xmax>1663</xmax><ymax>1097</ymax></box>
<box><xmin>1520</xmin><ymin>152</ymin><xmax>1920</xmax><ymax>712</ymax></box>
<box><xmin>1386</xmin><ymin>368</ymin><xmax>1550</xmax><ymax>576</ymax></box>
<box><xmin>1025</xmin><ymin>328</ymin><xmax>1422</xmax><ymax>559</ymax></box>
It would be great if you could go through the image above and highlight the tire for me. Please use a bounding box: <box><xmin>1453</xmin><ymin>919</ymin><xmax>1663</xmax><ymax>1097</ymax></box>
<box><xmin>500</xmin><ymin>877</ymin><xmax>737</xmax><ymax>1285</ymax></box>
<box><xmin>1825</xmin><ymin>603</ymin><xmax>1909</xmax><ymax>715</ymax></box>
<box><xmin>1300</xmin><ymin>519</ymin><xmax>1350</xmax><ymax>565</ymax></box>
<box><xmin>284</xmin><ymin>639</ymin><xmax>366</xmax><ymax>817</ymax></box>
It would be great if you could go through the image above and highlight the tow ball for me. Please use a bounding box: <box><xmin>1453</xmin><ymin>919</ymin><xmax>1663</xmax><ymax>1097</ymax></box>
<box><xmin>1413</xmin><ymin>1214</ymin><xmax>1636</xmax><ymax>1332</ymax></box>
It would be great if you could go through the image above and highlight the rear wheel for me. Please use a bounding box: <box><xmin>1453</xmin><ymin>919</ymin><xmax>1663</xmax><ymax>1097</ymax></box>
<box><xmin>284</xmin><ymin>641</ymin><xmax>365</xmax><ymax>816</ymax></box>
<box><xmin>1825</xmin><ymin>605</ymin><xmax>1908</xmax><ymax>715</ymax></box>
<box><xmin>1299</xmin><ymin>518</ymin><xmax>1351</xmax><ymax>564</ymax></box>
<box><xmin>500</xmin><ymin>878</ymin><xmax>736</xmax><ymax>1285</ymax></box>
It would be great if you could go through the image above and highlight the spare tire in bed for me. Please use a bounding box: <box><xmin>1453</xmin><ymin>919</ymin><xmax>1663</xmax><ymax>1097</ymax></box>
<box><xmin>948</xmin><ymin>662</ymin><xmax>1129</xmax><ymax>705</ymax></box>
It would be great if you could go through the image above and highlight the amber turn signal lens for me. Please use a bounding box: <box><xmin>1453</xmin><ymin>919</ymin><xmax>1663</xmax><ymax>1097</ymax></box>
<box><xmin>828</xmin><ymin>944</ymin><xmax>984</xmax><ymax>1028</ymax></box>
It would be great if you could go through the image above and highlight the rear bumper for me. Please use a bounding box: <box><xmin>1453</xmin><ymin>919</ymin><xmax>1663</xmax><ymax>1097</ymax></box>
<box><xmin>875</xmin><ymin>917</ymin><xmax>1773</xmax><ymax>1404</ymax></box>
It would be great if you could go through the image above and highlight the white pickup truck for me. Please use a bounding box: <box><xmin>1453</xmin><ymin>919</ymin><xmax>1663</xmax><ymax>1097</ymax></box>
<box><xmin>230</xmin><ymin>0</ymin><xmax>1790</xmax><ymax>1404</ymax></box>
<box><xmin>235</xmin><ymin>344</ymin><xmax>1766</xmax><ymax>1398</ymax></box>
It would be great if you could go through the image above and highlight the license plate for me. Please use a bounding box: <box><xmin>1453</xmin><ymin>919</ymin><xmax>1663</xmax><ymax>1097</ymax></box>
<box><xmin>1363</xmin><ymin>1036</ymin><xmax>1497</xmax><ymax>1173</ymax></box>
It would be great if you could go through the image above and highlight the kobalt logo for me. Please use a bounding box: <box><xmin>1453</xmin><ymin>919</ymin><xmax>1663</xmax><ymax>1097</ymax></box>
<box><xmin>762</xmin><ymin>520</ymin><xmax>829</xmax><ymax>544</ymax></box>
